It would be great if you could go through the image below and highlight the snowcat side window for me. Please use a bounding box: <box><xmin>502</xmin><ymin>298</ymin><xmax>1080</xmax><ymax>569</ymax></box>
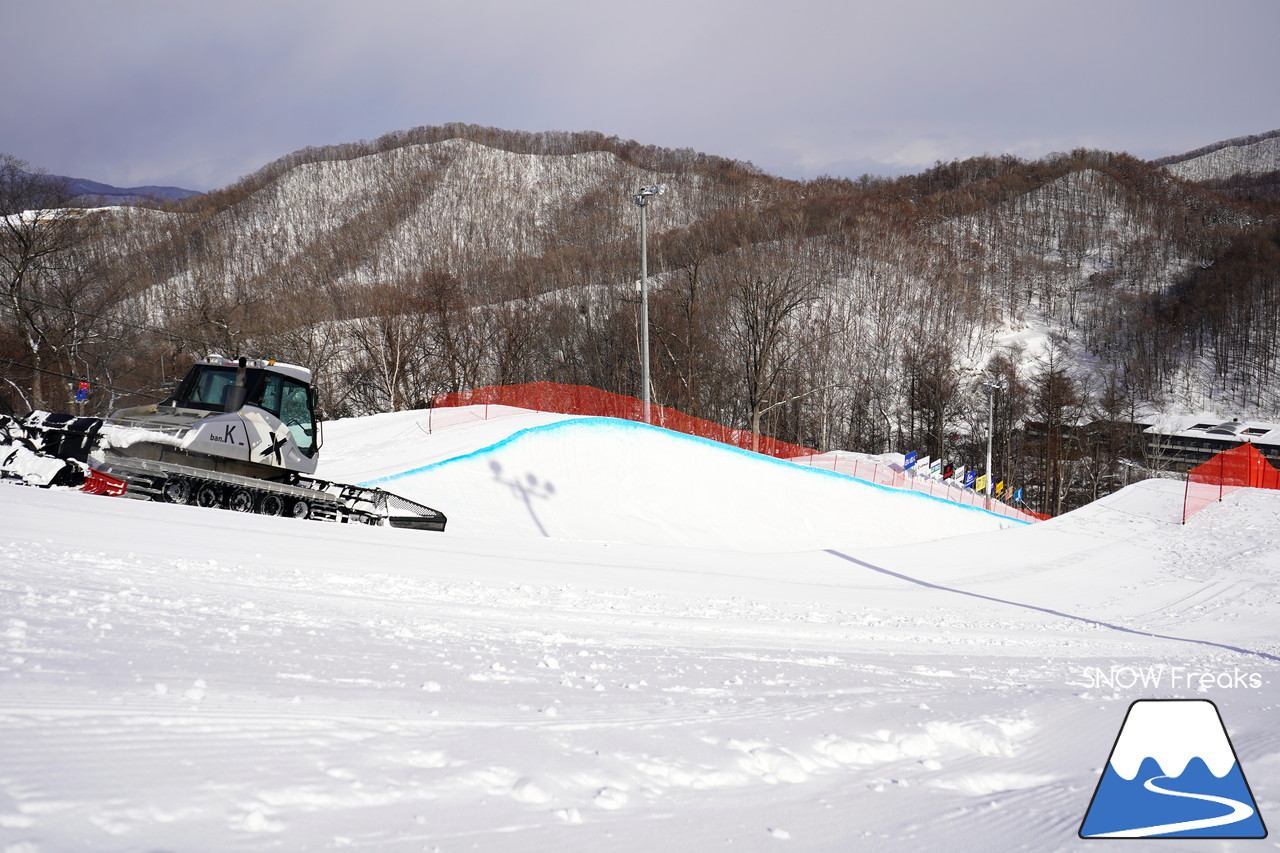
<box><xmin>280</xmin><ymin>377</ymin><xmax>317</xmax><ymax>457</ymax></box>
<box><xmin>254</xmin><ymin>373</ymin><xmax>284</xmax><ymax>416</ymax></box>
<box><xmin>195</xmin><ymin>368</ymin><xmax>233</xmax><ymax>406</ymax></box>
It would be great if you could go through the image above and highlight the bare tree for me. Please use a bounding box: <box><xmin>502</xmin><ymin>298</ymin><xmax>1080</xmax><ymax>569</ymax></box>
<box><xmin>420</xmin><ymin>270</ymin><xmax>487</xmax><ymax>394</ymax></box>
<box><xmin>902</xmin><ymin>340</ymin><xmax>961</xmax><ymax>458</ymax></box>
<box><xmin>716</xmin><ymin>242</ymin><xmax>821</xmax><ymax>442</ymax></box>
<box><xmin>0</xmin><ymin>154</ymin><xmax>106</xmax><ymax>410</ymax></box>
<box><xmin>343</xmin><ymin>282</ymin><xmax>436</xmax><ymax>413</ymax></box>
<box><xmin>1027</xmin><ymin>339</ymin><xmax>1085</xmax><ymax>515</ymax></box>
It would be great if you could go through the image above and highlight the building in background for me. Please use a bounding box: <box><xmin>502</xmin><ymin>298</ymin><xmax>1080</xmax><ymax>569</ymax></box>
<box><xmin>1145</xmin><ymin>417</ymin><xmax>1280</xmax><ymax>472</ymax></box>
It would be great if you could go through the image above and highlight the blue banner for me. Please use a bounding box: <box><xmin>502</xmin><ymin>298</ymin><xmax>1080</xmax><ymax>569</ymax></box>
<box><xmin>903</xmin><ymin>451</ymin><xmax>917</xmax><ymax>470</ymax></box>
<box><xmin>964</xmin><ymin>470</ymin><xmax>976</xmax><ymax>488</ymax></box>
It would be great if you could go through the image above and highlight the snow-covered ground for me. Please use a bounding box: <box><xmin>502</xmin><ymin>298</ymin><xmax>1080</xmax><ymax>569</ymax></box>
<box><xmin>2</xmin><ymin>406</ymin><xmax>1278</xmax><ymax>852</ymax></box>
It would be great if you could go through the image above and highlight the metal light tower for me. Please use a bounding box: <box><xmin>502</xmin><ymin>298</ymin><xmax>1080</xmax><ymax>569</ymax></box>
<box><xmin>634</xmin><ymin>183</ymin><xmax>666</xmax><ymax>424</ymax></box>
<box><xmin>982</xmin><ymin>379</ymin><xmax>1003</xmax><ymax>499</ymax></box>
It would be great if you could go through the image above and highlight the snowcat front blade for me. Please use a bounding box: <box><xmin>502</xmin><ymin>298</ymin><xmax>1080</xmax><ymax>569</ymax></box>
<box><xmin>326</xmin><ymin>482</ymin><xmax>447</xmax><ymax>532</ymax></box>
<box><xmin>378</xmin><ymin>489</ymin><xmax>447</xmax><ymax>532</ymax></box>
<box><xmin>387</xmin><ymin>514</ymin><xmax>448</xmax><ymax>532</ymax></box>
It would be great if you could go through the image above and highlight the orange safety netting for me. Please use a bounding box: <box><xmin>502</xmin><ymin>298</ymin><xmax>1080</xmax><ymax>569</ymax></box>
<box><xmin>433</xmin><ymin>381</ymin><xmax>814</xmax><ymax>459</ymax></box>
<box><xmin>1183</xmin><ymin>443</ymin><xmax>1280</xmax><ymax>523</ymax></box>
<box><xmin>432</xmin><ymin>381</ymin><xmax>1047</xmax><ymax>523</ymax></box>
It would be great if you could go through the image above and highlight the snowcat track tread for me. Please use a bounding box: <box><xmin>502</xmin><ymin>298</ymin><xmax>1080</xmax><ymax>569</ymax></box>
<box><xmin>2</xmin><ymin>411</ymin><xmax>446</xmax><ymax>532</ymax></box>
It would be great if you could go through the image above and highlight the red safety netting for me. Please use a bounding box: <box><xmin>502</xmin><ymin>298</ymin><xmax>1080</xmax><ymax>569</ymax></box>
<box><xmin>1183</xmin><ymin>443</ymin><xmax>1280</xmax><ymax>523</ymax></box>
<box><xmin>432</xmin><ymin>381</ymin><xmax>1048</xmax><ymax>523</ymax></box>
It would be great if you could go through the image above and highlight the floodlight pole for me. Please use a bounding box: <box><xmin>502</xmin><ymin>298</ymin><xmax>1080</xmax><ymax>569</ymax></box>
<box><xmin>634</xmin><ymin>184</ymin><xmax>665</xmax><ymax>424</ymax></box>
<box><xmin>639</xmin><ymin>197</ymin><xmax>650</xmax><ymax>424</ymax></box>
<box><xmin>983</xmin><ymin>380</ymin><xmax>1001</xmax><ymax>499</ymax></box>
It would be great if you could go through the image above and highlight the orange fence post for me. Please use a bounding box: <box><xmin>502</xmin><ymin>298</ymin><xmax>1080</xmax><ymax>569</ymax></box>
<box><xmin>1219</xmin><ymin>451</ymin><xmax>1226</xmax><ymax>503</ymax></box>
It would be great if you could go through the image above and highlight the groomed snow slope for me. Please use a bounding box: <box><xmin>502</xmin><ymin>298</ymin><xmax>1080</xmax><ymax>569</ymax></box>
<box><xmin>318</xmin><ymin>407</ymin><xmax>1022</xmax><ymax>550</ymax></box>
<box><xmin>2</xmin><ymin>409</ymin><xmax>1279</xmax><ymax>853</ymax></box>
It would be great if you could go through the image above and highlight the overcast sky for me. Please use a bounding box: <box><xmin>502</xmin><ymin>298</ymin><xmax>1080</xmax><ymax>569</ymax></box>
<box><xmin>4</xmin><ymin>0</ymin><xmax>1278</xmax><ymax>191</ymax></box>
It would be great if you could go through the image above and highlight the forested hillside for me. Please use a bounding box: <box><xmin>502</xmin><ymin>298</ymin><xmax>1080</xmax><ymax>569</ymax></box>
<box><xmin>3</xmin><ymin>124</ymin><xmax>1278</xmax><ymax>513</ymax></box>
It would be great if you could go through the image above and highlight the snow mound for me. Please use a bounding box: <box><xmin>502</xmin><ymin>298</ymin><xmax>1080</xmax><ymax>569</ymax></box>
<box><xmin>1041</xmin><ymin>477</ymin><xmax>1187</xmax><ymax>530</ymax></box>
<box><xmin>356</xmin><ymin>416</ymin><xmax>1023</xmax><ymax>551</ymax></box>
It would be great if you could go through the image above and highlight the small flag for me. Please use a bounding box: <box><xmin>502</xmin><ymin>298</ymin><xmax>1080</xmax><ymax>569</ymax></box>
<box><xmin>976</xmin><ymin>474</ymin><xmax>988</xmax><ymax>493</ymax></box>
<box><xmin>942</xmin><ymin>463</ymin><xmax>955</xmax><ymax>480</ymax></box>
<box><xmin>995</xmin><ymin>480</ymin><xmax>1005</xmax><ymax>498</ymax></box>
<box><xmin>1014</xmin><ymin>487</ymin><xmax>1023</xmax><ymax>503</ymax></box>
<box><xmin>903</xmin><ymin>450</ymin><xmax>918</xmax><ymax>470</ymax></box>
<box><xmin>964</xmin><ymin>470</ymin><xmax>976</xmax><ymax>488</ymax></box>
<box><xmin>929</xmin><ymin>458</ymin><xmax>942</xmax><ymax>476</ymax></box>
<box><xmin>917</xmin><ymin>455</ymin><xmax>931</xmax><ymax>476</ymax></box>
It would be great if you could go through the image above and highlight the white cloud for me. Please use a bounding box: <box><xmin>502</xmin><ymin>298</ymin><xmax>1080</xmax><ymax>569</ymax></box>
<box><xmin>882</xmin><ymin>138</ymin><xmax>954</xmax><ymax>170</ymax></box>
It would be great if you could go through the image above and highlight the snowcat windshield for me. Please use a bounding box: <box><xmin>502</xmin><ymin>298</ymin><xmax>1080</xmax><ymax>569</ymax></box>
<box><xmin>173</xmin><ymin>365</ymin><xmax>246</xmax><ymax>411</ymax></box>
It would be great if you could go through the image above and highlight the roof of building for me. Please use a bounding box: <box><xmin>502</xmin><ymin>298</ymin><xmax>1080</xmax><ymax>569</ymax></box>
<box><xmin>1145</xmin><ymin>416</ymin><xmax>1280</xmax><ymax>447</ymax></box>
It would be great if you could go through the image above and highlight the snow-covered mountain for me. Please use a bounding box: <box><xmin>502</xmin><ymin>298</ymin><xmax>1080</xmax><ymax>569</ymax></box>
<box><xmin>58</xmin><ymin>175</ymin><xmax>202</xmax><ymax>205</ymax></box>
<box><xmin>102</xmin><ymin>132</ymin><xmax>1257</xmax><ymax>422</ymax></box>
<box><xmin>1155</xmin><ymin>129</ymin><xmax>1280</xmax><ymax>182</ymax></box>
<box><xmin>177</xmin><ymin>138</ymin><xmax>706</xmax><ymax>290</ymax></box>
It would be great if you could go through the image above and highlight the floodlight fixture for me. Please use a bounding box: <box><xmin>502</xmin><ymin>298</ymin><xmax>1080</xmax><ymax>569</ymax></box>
<box><xmin>634</xmin><ymin>184</ymin><xmax>667</xmax><ymax>206</ymax></box>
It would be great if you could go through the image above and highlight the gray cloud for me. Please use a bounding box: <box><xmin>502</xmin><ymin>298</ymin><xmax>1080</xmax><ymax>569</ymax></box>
<box><xmin>4</xmin><ymin>0</ymin><xmax>1277</xmax><ymax>190</ymax></box>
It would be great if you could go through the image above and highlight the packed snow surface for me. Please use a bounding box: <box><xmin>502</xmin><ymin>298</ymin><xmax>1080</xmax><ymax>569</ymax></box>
<box><xmin>2</xmin><ymin>405</ymin><xmax>1279</xmax><ymax>852</ymax></box>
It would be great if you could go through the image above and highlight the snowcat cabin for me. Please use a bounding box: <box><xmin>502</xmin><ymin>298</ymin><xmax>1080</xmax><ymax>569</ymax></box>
<box><xmin>165</xmin><ymin>358</ymin><xmax>320</xmax><ymax>458</ymax></box>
